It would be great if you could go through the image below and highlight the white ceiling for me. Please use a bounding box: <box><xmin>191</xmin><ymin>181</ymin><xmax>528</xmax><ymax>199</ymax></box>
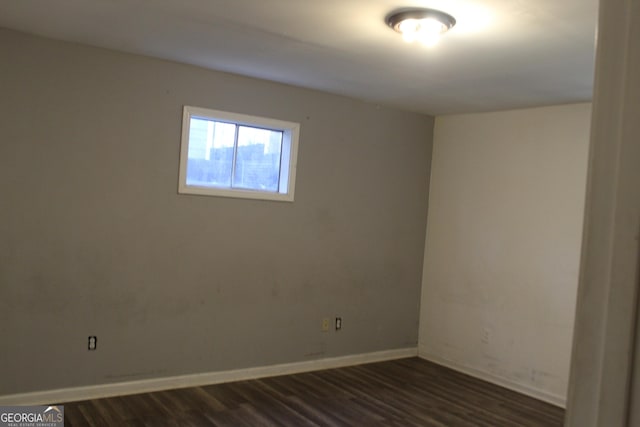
<box><xmin>0</xmin><ymin>0</ymin><xmax>598</xmax><ymax>115</ymax></box>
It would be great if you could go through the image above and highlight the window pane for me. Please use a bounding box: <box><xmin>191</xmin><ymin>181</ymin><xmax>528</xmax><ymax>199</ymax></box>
<box><xmin>186</xmin><ymin>118</ymin><xmax>236</xmax><ymax>188</ymax></box>
<box><xmin>179</xmin><ymin>106</ymin><xmax>299</xmax><ymax>201</ymax></box>
<box><xmin>233</xmin><ymin>126</ymin><xmax>283</xmax><ymax>192</ymax></box>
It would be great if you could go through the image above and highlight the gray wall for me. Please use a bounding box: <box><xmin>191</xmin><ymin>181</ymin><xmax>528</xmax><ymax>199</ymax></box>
<box><xmin>0</xmin><ymin>29</ymin><xmax>434</xmax><ymax>394</ymax></box>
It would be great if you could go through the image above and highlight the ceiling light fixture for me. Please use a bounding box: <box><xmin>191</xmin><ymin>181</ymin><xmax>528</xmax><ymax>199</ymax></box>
<box><xmin>386</xmin><ymin>8</ymin><xmax>456</xmax><ymax>46</ymax></box>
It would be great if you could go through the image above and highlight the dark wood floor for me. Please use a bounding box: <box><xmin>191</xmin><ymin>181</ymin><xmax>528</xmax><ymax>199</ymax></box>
<box><xmin>62</xmin><ymin>357</ymin><xmax>564</xmax><ymax>426</ymax></box>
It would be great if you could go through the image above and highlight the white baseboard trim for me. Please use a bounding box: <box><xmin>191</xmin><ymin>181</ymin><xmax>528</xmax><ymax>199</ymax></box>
<box><xmin>0</xmin><ymin>347</ymin><xmax>418</xmax><ymax>405</ymax></box>
<box><xmin>418</xmin><ymin>350</ymin><xmax>566</xmax><ymax>408</ymax></box>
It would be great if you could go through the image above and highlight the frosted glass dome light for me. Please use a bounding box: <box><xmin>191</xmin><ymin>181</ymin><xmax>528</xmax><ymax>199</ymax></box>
<box><xmin>387</xmin><ymin>8</ymin><xmax>456</xmax><ymax>47</ymax></box>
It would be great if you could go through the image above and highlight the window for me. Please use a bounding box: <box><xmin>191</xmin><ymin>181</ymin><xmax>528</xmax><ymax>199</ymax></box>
<box><xmin>178</xmin><ymin>106</ymin><xmax>300</xmax><ymax>202</ymax></box>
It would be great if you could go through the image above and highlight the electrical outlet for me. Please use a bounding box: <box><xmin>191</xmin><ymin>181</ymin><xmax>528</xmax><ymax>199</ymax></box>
<box><xmin>482</xmin><ymin>328</ymin><xmax>491</xmax><ymax>344</ymax></box>
<box><xmin>335</xmin><ymin>317</ymin><xmax>342</xmax><ymax>330</ymax></box>
<box><xmin>88</xmin><ymin>336</ymin><xmax>97</xmax><ymax>351</ymax></box>
<box><xmin>322</xmin><ymin>318</ymin><xmax>330</xmax><ymax>332</ymax></box>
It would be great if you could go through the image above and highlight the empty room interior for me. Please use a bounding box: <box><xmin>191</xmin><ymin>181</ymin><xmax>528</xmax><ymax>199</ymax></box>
<box><xmin>1</xmin><ymin>0</ymin><xmax>639</xmax><ymax>426</ymax></box>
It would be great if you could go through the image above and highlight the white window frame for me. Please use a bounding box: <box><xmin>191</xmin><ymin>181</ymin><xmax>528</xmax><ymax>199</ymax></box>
<box><xmin>178</xmin><ymin>105</ymin><xmax>300</xmax><ymax>202</ymax></box>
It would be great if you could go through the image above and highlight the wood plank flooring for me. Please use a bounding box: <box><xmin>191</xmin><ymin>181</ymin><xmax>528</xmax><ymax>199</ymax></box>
<box><xmin>62</xmin><ymin>357</ymin><xmax>564</xmax><ymax>426</ymax></box>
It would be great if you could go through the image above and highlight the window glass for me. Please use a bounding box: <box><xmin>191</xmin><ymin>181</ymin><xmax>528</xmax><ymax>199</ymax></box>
<box><xmin>179</xmin><ymin>106</ymin><xmax>299</xmax><ymax>202</ymax></box>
